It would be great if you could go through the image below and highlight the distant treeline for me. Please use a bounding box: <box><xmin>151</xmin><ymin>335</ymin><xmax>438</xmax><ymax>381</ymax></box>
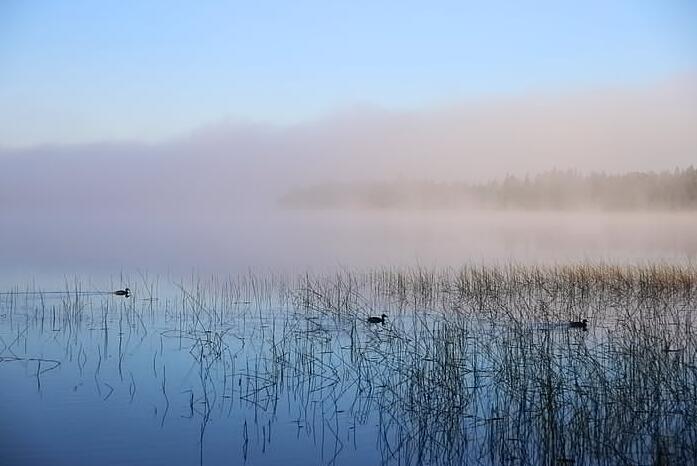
<box><xmin>281</xmin><ymin>167</ymin><xmax>697</xmax><ymax>210</ymax></box>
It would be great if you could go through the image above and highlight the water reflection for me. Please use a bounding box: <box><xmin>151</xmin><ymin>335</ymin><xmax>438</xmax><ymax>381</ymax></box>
<box><xmin>1</xmin><ymin>266</ymin><xmax>696</xmax><ymax>465</ymax></box>
<box><xmin>2</xmin><ymin>211</ymin><xmax>696</xmax><ymax>281</ymax></box>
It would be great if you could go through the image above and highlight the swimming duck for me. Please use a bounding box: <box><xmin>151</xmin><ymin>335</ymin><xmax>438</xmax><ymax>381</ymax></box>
<box><xmin>113</xmin><ymin>288</ymin><xmax>131</xmax><ymax>298</ymax></box>
<box><xmin>367</xmin><ymin>314</ymin><xmax>387</xmax><ymax>324</ymax></box>
<box><xmin>569</xmin><ymin>319</ymin><xmax>587</xmax><ymax>329</ymax></box>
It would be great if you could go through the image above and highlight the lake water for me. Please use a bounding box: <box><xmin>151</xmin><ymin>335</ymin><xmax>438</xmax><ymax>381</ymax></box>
<box><xmin>1</xmin><ymin>266</ymin><xmax>696</xmax><ymax>465</ymax></box>
<box><xmin>2</xmin><ymin>210</ymin><xmax>696</xmax><ymax>285</ymax></box>
<box><xmin>1</xmin><ymin>209</ymin><xmax>696</xmax><ymax>464</ymax></box>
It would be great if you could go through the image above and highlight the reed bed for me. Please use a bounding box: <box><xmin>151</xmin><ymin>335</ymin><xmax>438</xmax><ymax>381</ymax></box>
<box><xmin>1</xmin><ymin>263</ymin><xmax>696</xmax><ymax>465</ymax></box>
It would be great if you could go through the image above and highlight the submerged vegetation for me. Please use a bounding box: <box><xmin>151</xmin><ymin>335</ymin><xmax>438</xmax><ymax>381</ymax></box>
<box><xmin>1</xmin><ymin>263</ymin><xmax>697</xmax><ymax>465</ymax></box>
<box><xmin>281</xmin><ymin>166</ymin><xmax>697</xmax><ymax>210</ymax></box>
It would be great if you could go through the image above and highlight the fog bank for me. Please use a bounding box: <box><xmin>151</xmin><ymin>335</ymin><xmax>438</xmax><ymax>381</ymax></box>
<box><xmin>1</xmin><ymin>76</ymin><xmax>696</xmax><ymax>277</ymax></box>
<box><xmin>2</xmin><ymin>76</ymin><xmax>696</xmax><ymax>215</ymax></box>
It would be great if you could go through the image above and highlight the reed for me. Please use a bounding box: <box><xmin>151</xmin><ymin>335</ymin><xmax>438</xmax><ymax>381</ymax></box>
<box><xmin>1</xmin><ymin>262</ymin><xmax>695</xmax><ymax>465</ymax></box>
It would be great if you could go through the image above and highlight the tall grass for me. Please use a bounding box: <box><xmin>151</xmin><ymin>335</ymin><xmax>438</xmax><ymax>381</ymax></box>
<box><xmin>1</xmin><ymin>263</ymin><xmax>695</xmax><ymax>465</ymax></box>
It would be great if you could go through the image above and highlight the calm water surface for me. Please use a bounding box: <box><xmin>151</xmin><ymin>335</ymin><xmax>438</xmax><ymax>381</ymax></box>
<box><xmin>1</xmin><ymin>269</ymin><xmax>696</xmax><ymax>465</ymax></box>
<box><xmin>2</xmin><ymin>210</ymin><xmax>696</xmax><ymax>283</ymax></box>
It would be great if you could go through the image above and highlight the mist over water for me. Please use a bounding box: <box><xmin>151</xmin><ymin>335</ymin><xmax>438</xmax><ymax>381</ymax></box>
<box><xmin>1</xmin><ymin>77</ymin><xmax>696</xmax><ymax>284</ymax></box>
<box><xmin>1</xmin><ymin>14</ymin><xmax>696</xmax><ymax>286</ymax></box>
<box><xmin>4</xmin><ymin>4</ymin><xmax>697</xmax><ymax>465</ymax></box>
<box><xmin>2</xmin><ymin>208</ymin><xmax>696</xmax><ymax>286</ymax></box>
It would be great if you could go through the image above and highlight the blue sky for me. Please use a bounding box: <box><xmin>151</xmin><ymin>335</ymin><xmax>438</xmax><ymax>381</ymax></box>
<box><xmin>1</xmin><ymin>0</ymin><xmax>695</xmax><ymax>147</ymax></box>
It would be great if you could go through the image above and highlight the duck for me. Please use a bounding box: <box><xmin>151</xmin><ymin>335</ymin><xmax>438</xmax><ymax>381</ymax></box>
<box><xmin>367</xmin><ymin>314</ymin><xmax>387</xmax><ymax>324</ymax></box>
<box><xmin>113</xmin><ymin>288</ymin><xmax>131</xmax><ymax>298</ymax></box>
<box><xmin>569</xmin><ymin>319</ymin><xmax>587</xmax><ymax>329</ymax></box>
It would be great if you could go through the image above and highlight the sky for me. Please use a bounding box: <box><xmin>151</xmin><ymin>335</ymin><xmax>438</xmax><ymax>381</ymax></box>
<box><xmin>1</xmin><ymin>0</ymin><xmax>696</xmax><ymax>147</ymax></box>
